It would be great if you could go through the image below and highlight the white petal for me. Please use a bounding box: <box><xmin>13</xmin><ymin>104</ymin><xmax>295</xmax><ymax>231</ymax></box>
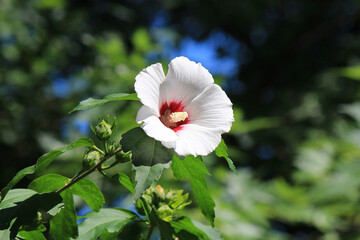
<box><xmin>136</xmin><ymin>105</ymin><xmax>158</xmax><ymax>123</ymax></box>
<box><xmin>161</xmin><ymin>140</ymin><xmax>176</xmax><ymax>149</ymax></box>
<box><xmin>159</xmin><ymin>57</ymin><xmax>214</xmax><ymax>106</ymax></box>
<box><xmin>186</xmin><ymin>84</ymin><xmax>234</xmax><ymax>132</ymax></box>
<box><xmin>140</xmin><ymin>116</ymin><xmax>178</xmax><ymax>142</ymax></box>
<box><xmin>174</xmin><ymin>124</ymin><xmax>222</xmax><ymax>156</ymax></box>
<box><xmin>135</xmin><ymin>63</ymin><xmax>165</xmax><ymax>114</ymax></box>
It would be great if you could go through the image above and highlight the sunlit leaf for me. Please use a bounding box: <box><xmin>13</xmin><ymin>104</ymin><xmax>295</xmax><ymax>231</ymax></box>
<box><xmin>337</xmin><ymin>65</ymin><xmax>360</xmax><ymax>80</ymax></box>
<box><xmin>171</xmin><ymin>216</ymin><xmax>222</xmax><ymax>240</ymax></box>
<box><xmin>77</xmin><ymin>208</ymin><xmax>137</xmax><ymax>240</ymax></box>
<box><xmin>117</xmin><ymin>173</ymin><xmax>135</xmax><ymax>194</ymax></box>
<box><xmin>0</xmin><ymin>166</ymin><xmax>36</xmax><ymax>203</ymax></box>
<box><xmin>69</xmin><ymin>93</ymin><xmax>139</xmax><ymax>113</ymax></box>
<box><xmin>0</xmin><ymin>190</ymin><xmax>62</xmax><ymax>239</ymax></box>
<box><xmin>18</xmin><ymin>230</ymin><xmax>46</xmax><ymax>240</ymax></box>
<box><xmin>133</xmin><ymin>163</ymin><xmax>171</xmax><ymax>200</ymax></box>
<box><xmin>28</xmin><ymin>174</ymin><xmax>78</xmax><ymax>240</ymax></box>
<box><xmin>215</xmin><ymin>139</ymin><xmax>237</xmax><ymax>174</ymax></box>
<box><xmin>0</xmin><ymin>229</ymin><xmax>10</xmax><ymax>240</ymax></box>
<box><xmin>71</xmin><ymin>179</ymin><xmax>105</xmax><ymax>212</ymax></box>
<box><xmin>0</xmin><ymin>138</ymin><xmax>94</xmax><ymax>202</ymax></box>
<box><xmin>172</xmin><ymin>155</ymin><xmax>215</xmax><ymax>227</ymax></box>
<box><xmin>192</xmin><ymin>220</ymin><xmax>223</xmax><ymax>240</ymax></box>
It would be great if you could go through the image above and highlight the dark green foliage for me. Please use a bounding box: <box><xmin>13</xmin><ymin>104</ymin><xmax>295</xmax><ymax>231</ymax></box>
<box><xmin>172</xmin><ymin>155</ymin><xmax>215</xmax><ymax>227</ymax></box>
<box><xmin>121</xmin><ymin>127</ymin><xmax>174</xmax><ymax>199</ymax></box>
<box><xmin>0</xmin><ymin>138</ymin><xmax>94</xmax><ymax>202</ymax></box>
<box><xmin>0</xmin><ymin>190</ymin><xmax>62</xmax><ymax>239</ymax></box>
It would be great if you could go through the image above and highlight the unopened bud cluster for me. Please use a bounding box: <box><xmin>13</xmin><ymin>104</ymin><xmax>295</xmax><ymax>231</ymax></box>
<box><xmin>136</xmin><ymin>185</ymin><xmax>191</xmax><ymax>222</ymax></box>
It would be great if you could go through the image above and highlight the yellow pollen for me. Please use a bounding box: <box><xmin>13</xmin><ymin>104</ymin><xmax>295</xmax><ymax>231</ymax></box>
<box><xmin>169</xmin><ymin>112</ymin><xmax>188</xmax><ymax>123</ymax></box>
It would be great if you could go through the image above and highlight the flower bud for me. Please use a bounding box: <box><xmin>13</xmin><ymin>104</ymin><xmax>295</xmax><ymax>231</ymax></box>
<box><xmin>95</xmin><ymin>120</ymin><xmax>112</xmax><ymax>140</ymax></box>
<box><xmin>157</xmin><ymin>204</ymin><xmax>173</xmax><ymax>222</ymax></box>
<box><xmin>83</xmin><ymin>149</ymin><xmax>101</xmax><ymax>168</ymax></box>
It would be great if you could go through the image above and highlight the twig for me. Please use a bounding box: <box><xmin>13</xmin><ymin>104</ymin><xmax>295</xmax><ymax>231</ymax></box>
<box><xmin>55</xmin><ymin>148</ymin><xmax>121</xmax><ymax>194</ymax></box>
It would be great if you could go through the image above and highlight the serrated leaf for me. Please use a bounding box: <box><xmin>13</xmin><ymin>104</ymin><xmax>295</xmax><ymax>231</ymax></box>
<box><xmin>71</xmin><ymin>179</ymin><xmax>105</xmax><ymax>212</ymax></box>
<box><xmin>77</xmin><ymin>208</ymin><xmax>137</xmax><ymax>240</ymax></box>
<box><xmin>171</xmin><ymin>216</ymin><xmax>222</xmax><ymax>240</ymax></box>
<box><xmin>215</xmin><ymin>139</ymin><xmax>237</xmax><ymax>174</ymax></box>
<box><xmin>28</xmin><ymin>174</ymin><xmax>78</xmax><ymax>240</ymax></box>
<box><xmin>69</xmin><ymin>93</ymin><xmax>139</xmax><ymax>113</ymax></box>
<box><xmin>121</xmin><ymin>127</ymin><xmax>175</xmax><ymax>167</ymax></box>
<box><xmin>0</xmin><ymin>190</ymin><xmax>62</xmax><ymax>239</ymax></box>
<box><xmin>0</xmin><ymin>138</ymin><xmax>94</xmax><ymax>202</ymax></box>
<box><xmin>29</xmin><ymin>173</ymin><xmax>105</xmax><ymax>214</ymax></box>
<box><xmin>117</xmin><ymin>173</ymin><xmax>135</xmax><ymax>194</ymax></box>
<box><xmin>133</xmin><ymin>163</ymin><xmax>171</xmax><ymax>200</ymax></box>
<box><xmin>172</xmin><ymin>155</ymin><xmax>215</xmax><ymax>227</ymax></box>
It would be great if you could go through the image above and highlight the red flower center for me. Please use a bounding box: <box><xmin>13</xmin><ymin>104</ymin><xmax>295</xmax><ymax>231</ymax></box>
<box><xmin>159</xmin><ymin>101</ymin><xmax>189</xmax><ymax>132</ymax></box>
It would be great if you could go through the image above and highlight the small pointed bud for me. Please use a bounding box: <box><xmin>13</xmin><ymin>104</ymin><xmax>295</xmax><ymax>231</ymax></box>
<box><xmin>83</xmin><ymin>149</ymin><xmax>101</xmax><ymax>168</ymax></box>
<box><xmin>95</xmin><ymin>120</ymin><xmax>112</xmax><ymax>140</ymax></box>
<box><xmin>157</xmin><ymin>205</ymin><xmax>173</xmax><ymax>222</ymax></box>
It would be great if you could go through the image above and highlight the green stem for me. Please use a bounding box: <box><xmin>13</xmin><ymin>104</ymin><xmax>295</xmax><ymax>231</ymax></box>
<box><xmin>92</xmin><ymin>145</ymin><xmax>105</xmax><ymax>155</ymax></box>
<box><xmin>55</xmin><ymin>147</ymin><xmax>121</xmax><ymax>194</ymax></box>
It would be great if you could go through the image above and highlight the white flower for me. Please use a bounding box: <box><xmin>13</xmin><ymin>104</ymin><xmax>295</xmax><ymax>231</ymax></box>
<box><xmin>135</xmin><ymin>56</ymin><xmax>234</xmax><ymax>156</ymax></box>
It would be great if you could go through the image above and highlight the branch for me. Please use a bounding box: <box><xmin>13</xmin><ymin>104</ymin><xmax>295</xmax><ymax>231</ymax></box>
<box><xmin>55</xmin><ymin>148</ymin><xmax>122</xmax><ymax>194</ymax></box>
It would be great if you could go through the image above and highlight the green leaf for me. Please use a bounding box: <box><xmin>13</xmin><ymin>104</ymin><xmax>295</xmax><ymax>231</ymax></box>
<box><xmin>152</xmin><ymin>213</ymin><xmax>174</xmax><ymax>240</ymax></box>
<box><xmin>117</xmin><ymin>173</ymin><xmax>135</xmax><ymax>194</ymax></box>
<box><xmin>28</xmin><ymin>174</ymin><xmax>69</xmax><ymax>192</ymax></box>
<box><xmin>28</xmin><ymin>174</ymin><xmax>78</xmax><ymax>240</ymax></box>
<box><xmin>35</xmin><ymin>137</ymin><xmax>94</xmax><ymax>173</ymax></box>
<box><xmin>140</xmin><ymin>197</ymin><xmax>174</xmax><ymax>240</ymax></box>
<box><xmin>171</xmin><ymin>216</ymin><xmax>223</xmax><ymax>240</ymax></box>
<box><xmin>0</xmin><ymin>166</ymin><xmax>36</xmax><ymax>203</ymax></box>
<box><xmin>172</xmin><ymin>155</ymin><xmax>216</xmax><ymax>227</ymax></box>
<box><xmin>29</xmin><ymin>173</ymin><xmax>104</xmax><ymax>212</ymax></box>
<box><xmin>215</xmin><ymin>139</ymin><xmax>237</xmax><ymax>174</ymax></box>
<box><xmin>77</xmin><ymin>208</ymin><xmax>137</xmax><ymax>240</ymax></box>
<box><xmin>0</xmin><ymin>189</ymin><xmax>37</xmax><ymax>210</ymax></box>
<box><xmin>18</xmin><ymin>230</ymin><xmax>46</xmax><ymax>240</ymax></box>
<box><xmin>192</xmin><ymin>220</ymin><xmax>223</xmax><ymax>240</ymax></box>
<box><xmin>0</xmin><ymin>138</ymin><xmax>94</xmax><ymax>202</ymax></box>
<box><xmin>71</xmin><ymin>178</ymin><xmax>105</xmax><ymax>212</ymax></box>
<box><xmin>69</xmin><ymin>93</ymin><xmax>139</xmax><ymax>113</ymax></box>
<box><xmin>0</xmin><ymin>229</ymin><xmax>10</xmax><ymax>240</ymax></box>
<box><xmin>121</xmin><ymin>127</ymin><xmax>175</xmax><ymax>167</ymax></box>
<box><xmin>340</xmin><ymin>102</ymin><xmax>360</xmax><ymax>123</ymax></box>
<box><xmin>49</xmin><ymin>190</ymin><xmax>78</xmax><ymax>240</ymax></box>
<box><xmin>0</xmin><ymin>190</ymin><xmax>62</xmax><ymax>239</ymax></box>
<box><xmin>133</xmin><ymin>163</ymin><xmax>171</xmax><ymax>200</ymax></box>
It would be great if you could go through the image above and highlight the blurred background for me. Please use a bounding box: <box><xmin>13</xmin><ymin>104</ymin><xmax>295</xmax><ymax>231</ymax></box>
<box><xmin>2</xmin><ymin>0</ymin><xmax>360</xmax><ymax>239</ymax></box>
